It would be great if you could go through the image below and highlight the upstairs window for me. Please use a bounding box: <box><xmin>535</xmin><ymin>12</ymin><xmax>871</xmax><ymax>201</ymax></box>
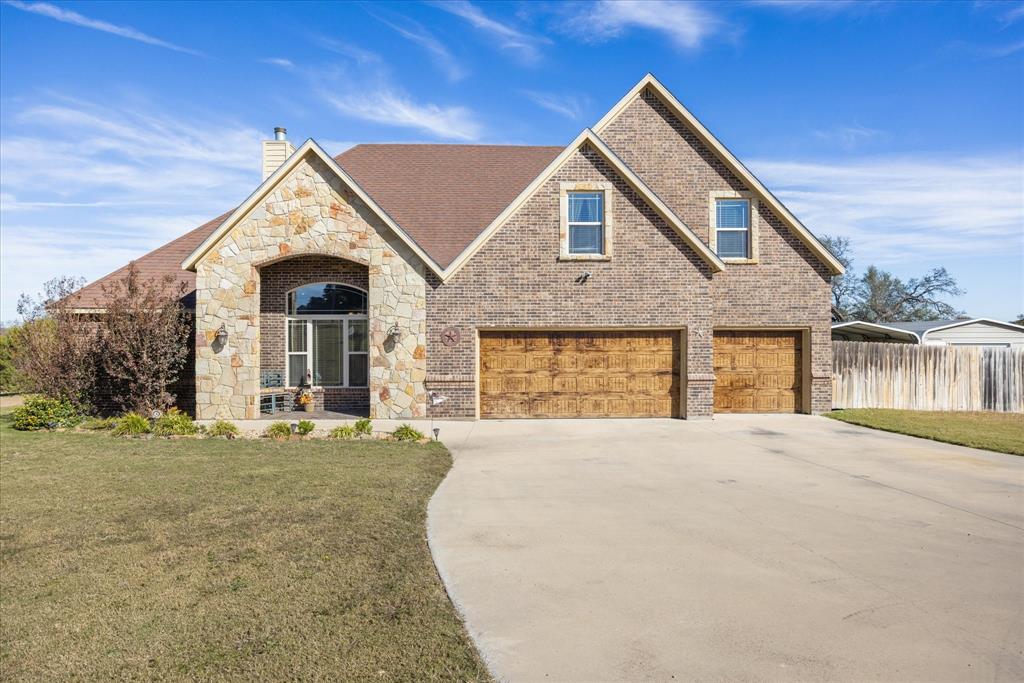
<box><xmin>715</xmin><ymin>199</ymin><xmax>750</xmax><ymax>259</ymax></box>
<box><xmin>568</xmin><ymin>192</ymin><xmax>604</xmax><ymax>255</ymax></box>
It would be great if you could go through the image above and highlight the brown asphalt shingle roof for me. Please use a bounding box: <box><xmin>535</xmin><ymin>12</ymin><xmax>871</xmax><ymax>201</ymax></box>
<box><xmin>69</xmin><ymin>144</ymin><xmax>562</xmax><ymax>308</ymax></box>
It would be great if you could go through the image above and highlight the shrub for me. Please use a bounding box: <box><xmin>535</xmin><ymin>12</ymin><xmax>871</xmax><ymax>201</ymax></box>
<box><xmin>329</xmin><ymin>425</ymin><xmax>356</xmax><ymax>440</ymax></box>
<box><xmin>12</xmin><ymin>276</ymin><xmax>97</xmax><ymax>407</ymax></box>
<box><xmin>264</xmin><ymin>421</ymin><xmax>292</xmax><ymax>439</ymax></box>
<box><xmin>79</xmin><ymin>416</ymin><xmax>117</xmax><ymax>431</ymax></box>
<box><xmin>353</xmin><ymin>418</ymin><xmax>373</xmax><ymax>436</ymax></box>
<box><xmin>152</xmin><ymin>408</ymin><xmax>198</xmax><ymax>436</ymax></box>
<box><xmin>97</xmin><ymin>265</ymin><xmax>191</xmax><ymax>414</ymax></box>
<box><xmin>296</xmin><ymin>420</ymin><xmax>315</xmax><ymax>436</ymax></box>
<box><xmin>392</xmin><ymin>424</ymin><xmax>424</xmax><ymax>442</ymax></box>
<box><xmin>113</xmin><ymin>412</ymin><xmax>151</xmax><ymax>436</ymax></box>
<box><xmin>207</xmin><ymin>420</ymin><xmax>239</xmax><ymax>438</ymax></box>
<box><xmin>11</xmin><ymin>396</ymin><xmax>84</xmax><ymax>431</ymax></box>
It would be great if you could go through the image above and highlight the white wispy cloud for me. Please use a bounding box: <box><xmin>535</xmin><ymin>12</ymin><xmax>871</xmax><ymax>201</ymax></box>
<box><xmin>367</xmin><ymin>8</ymin><xmax>467</xmax><ymax>81</ymax></box>
<box><xmin>3</xmin><ymin>0</ymin><xmax>203</xmax><ymax>55</ymax></box>
<box><xmin>812</xmin><ymin>124</ymin><xmax>885</xmax><ymax>150</ymax></box>
<box><xmin>520</xmin><ymin>90</ymin><xmax>585</xmax><ymax>120</ymax></box>
<box><xmin>0</xmin><ymin>97</ymin><xmax>261</xmax><ymax>319</ymax></box>
<box><xmin>260</xmin><ymin>57</ymin><xmax>295</xmax><ymax>69</ymax></box>
<box><xmin>562</xmin><ymin>0</ymin><xmax>726</xmax><ymax>50</ymax></box>
<box><xmin>748</xmin><ymin>155</ymin><xmax>1024</xmax><ymax>263</ymax></box>
<box><xmin>311</xmin><ymin>35</ymin><xmax>382</xmax><ymax>64</ymax></box>
<box><xmin>322</xmin><ymin>88</ymin><xmax>483</xmax><ymax>141</ymax></box>
<box><xmin>432</xmin><ymin>0</ymin><xmax>549</xmax><ymax>62</ymax></box>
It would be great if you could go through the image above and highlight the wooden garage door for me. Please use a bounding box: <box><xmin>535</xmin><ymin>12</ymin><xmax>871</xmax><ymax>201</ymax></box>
<box><xmin>714</xmin><ymin>331</ymin><xmax>802</xmax><ymax>413</ymax></box>
<box><xmin>479</xmin><ymin>330</ymin><xmax>680</xmax><ymax>418</ymax></box>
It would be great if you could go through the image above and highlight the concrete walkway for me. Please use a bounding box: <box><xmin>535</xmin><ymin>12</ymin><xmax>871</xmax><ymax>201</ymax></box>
<box><xmin>428</xmin><ymin>415</ymin><xmax>1024</xmax><ymax>682</ymax></box>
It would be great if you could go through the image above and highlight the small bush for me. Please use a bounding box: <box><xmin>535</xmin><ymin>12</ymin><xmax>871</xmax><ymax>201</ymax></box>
<box><xmin>296</xmin><ymin>420</ymin><xmax>315</xmax><ymax>436</ymax></box>
<box><xmin>11</xmin><ymin>396</ymin><xmax>83</xmax><ymax>431</ymax></box>
<box><xmin>207</xmin><ymin>420</ymin><xmax>239</xmax><ymax>438</ymax></box>
<box><xmin>79</xmin><ymin>416</ymin><xmax>117</xmax><ymax>431</ymax></box>
<box><xmin>329</xmin><ymin>425</ymin><xmax>356</xmax><ymax>440</ymax></box>
<box><xmin>265</xmin><ymin>421</ymin><xmax>292</xmax><ymax>439</ymax></box>
<box><xmin>392</xmin><ymin>424</ymin><xmax>424</xmax><ymax>442</ymax></box>
<box><xmin>353</xmin><ymin>418</ymin><xmax>373</xmax><ymax>436</ymax></box>
<box><xmin>113</xmin><ymin>412</ymin><xmax>151</xmax><ymax>436</ymax></box>
<box><xmin>152</xmin><ymin>408</ymin><xmax>198</xmax><ymax>436</ymax></box>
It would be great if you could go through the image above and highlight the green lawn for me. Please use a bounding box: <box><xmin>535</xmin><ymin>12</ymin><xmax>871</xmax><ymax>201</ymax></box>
<box><xmin>0</xmin><ymin>417</ymin><xmax>490</xmax><ymax>681</ymax></box>
<box><xmin>825</xmin><ymin>409</ymin><xmax>1024</xmax><ymax>456</ymax></box>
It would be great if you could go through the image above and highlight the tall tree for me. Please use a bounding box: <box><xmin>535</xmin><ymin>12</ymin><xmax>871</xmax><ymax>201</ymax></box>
<box><xmin>819</xmin><ymin>235</ymin><xmax>856</xmax><ymax>319</ymax></box>
<box><xmin>819</xmin><ymin>234</ymin><xmax>964</xmax><ymax>323</ymax></box>
<box><xmin>853</xmin><ymin>266</ymin><xmax>964</xmax><ymax>323</ymax></box>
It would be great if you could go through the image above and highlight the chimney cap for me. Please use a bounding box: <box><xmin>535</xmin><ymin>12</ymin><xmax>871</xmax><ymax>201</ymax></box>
<box><xmin>274</xmin><ymin>126</ymin><xmax>287</xmax><ymax>141</ymax></box>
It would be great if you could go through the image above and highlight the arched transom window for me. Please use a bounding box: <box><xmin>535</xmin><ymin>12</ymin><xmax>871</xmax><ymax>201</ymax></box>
<box><xmin>286</xmin><ymin>283</ymin><xmax>368</xmax><ymax>388</ymax></box>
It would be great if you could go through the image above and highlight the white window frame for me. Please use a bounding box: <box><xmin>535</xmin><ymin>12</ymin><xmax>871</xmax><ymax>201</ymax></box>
<box><xmin>284</xmin><ymin>283</ymin><xmax>368</xmax><ymax>389</ymax></box>
<box><xmin>709</xmin><ymin>190</ymin><xmax>759</xmax><ymax>264</ymax></box>
<box><xmin>568</xmin><ymin>192</ymin><xmax>604</xmax><ymax>255</ymax></box>
<box><xmin>559</xmin><ymin>181</ymin><xmax>614</xmax><ymax>261</ymax></box>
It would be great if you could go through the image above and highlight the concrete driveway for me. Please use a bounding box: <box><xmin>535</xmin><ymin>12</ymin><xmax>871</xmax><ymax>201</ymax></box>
<box><xmin>428</xmin><ymin>415</ymin><xmax>1024</xmax><ymax>682</ymax></box>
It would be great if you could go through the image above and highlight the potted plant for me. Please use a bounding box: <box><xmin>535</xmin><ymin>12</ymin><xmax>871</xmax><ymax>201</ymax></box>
<box><xmin>297</xmin><ymin>389</ymin><xmax>315</xmax><ymax>413</ymax></box>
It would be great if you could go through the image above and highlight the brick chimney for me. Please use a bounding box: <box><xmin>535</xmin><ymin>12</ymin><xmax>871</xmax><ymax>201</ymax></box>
<box><xmin>261</xmin><ymin>126</ymin><xmax>295</xmax><ymax>181</ymax></box>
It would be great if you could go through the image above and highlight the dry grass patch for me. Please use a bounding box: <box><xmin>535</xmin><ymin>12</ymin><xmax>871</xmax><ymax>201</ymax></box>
<box><xmin>0</xmin><ymin>414</ymin><xmax>489</xmax><ymax>681</ymax></box>
<box><xmin>826</xmin><ymin>409</ymin><xmax>1024</xmax><ymax>456</ymax></box>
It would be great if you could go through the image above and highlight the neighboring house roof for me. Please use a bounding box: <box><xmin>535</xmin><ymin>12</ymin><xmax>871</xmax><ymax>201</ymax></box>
<box><xmin>831</xmin><ymin>321</ymin><xmax>920</xmax><ymax>343</ymax></box>
<box><xmin>885</xmin><ymin>318</ymin><xmax>1024</xmax><ymax>338</ymax></box>
<box><xmin>832</xmin><ymin>318</ymin><xmax>1024</xmax><ymax>344</ymax></box>
<box><xmin>595</xmin><ymin>74</ymin><xmax>845</xmax><ymax>276</ymax></box>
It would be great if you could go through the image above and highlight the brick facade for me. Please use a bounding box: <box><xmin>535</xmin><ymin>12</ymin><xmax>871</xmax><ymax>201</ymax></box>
<box><xmin>425</xmin><ymin>143</ymin><xmax>715</xmax><ymax>418</ymax></box>
<box><xmin>183</xmin><ymin>85</ymin><xmax>832</xmax><ymax>419</ymax></box>
<box><xmin>599</xmin><ymin>89</ymin><xmax>834</xmax><ymax>413</ymax></box>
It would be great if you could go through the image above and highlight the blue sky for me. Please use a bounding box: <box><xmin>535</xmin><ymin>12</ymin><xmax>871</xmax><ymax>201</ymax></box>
<box><xmin>1</xmin><ymin>0</ymin><xmax>1022</xmax><ymax>321</ymax></box>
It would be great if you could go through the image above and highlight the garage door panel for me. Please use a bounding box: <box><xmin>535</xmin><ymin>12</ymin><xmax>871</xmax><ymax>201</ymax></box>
<box><xmin>480</xmin><ymin>330</ymin><xmax>680</xmax><ymax>418</ymax></box>
<box><xmin>714</xmin><ymin>331</ymin><xmax>802</xmax><ymax>414</ymax></box>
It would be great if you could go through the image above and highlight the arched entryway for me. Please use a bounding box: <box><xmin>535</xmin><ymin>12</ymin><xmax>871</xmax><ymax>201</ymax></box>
<box><xmin>258</xmin><ymin>254</ymin><xmax>370</xmax><ymax>415</ymax></box>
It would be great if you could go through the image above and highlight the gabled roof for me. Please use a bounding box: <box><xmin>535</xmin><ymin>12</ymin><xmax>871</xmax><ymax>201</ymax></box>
<box><xmin>595</xmin><ymin>73</ymin><xmax>845</xmax><ymax>276</ymax></box>
<box><xmin>886</xmin><ymin>318</ymin><xmax>1024</xmax><ymax>336</ymax></box>
<box><xmin>182</xmin><ymin>140</ymin><xmax>446</xmax><ymax>273</ymax></box>
<box><xmin>443</xmin><ymin>129</ymin><xmax>726</xmax><ymax>278</ymax></box>
<box><xmin>337</xmin><ymin>144</ymin><xmax>561</xmax><ymax>268</ymax></box>
<box><xmin>67</xmin><ymin>211</ymin><xmax>230</xmax><ymax>309</ymax></box>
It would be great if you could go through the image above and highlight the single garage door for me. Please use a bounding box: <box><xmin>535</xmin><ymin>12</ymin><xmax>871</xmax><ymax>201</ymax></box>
<box><xmin>713</xmin><ymin>330</ymin><xmax>802</xmax><ymax>413</ymax></box>
<box><xmin>479</xmin><ymin>330</ymin><xmax>681</xmax><ymax>418</ymax></box>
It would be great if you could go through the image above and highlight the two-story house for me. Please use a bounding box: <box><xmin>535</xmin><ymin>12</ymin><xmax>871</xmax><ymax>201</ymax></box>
<box><xmin>70</xmin><ymin>74</ymin><xmax>844</xmax><ymax>420</ymax></box>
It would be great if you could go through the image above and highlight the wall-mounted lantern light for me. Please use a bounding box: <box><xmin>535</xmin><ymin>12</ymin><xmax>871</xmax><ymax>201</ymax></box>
<box><xmin>215</xmin><ymin>323</ymin><xmax>229</xmax><ymax>346</ymax></box>
<box><xmin>386</xmin><ymin>324</ymin><xmax>401</xmax><ymax>343</ymax></box>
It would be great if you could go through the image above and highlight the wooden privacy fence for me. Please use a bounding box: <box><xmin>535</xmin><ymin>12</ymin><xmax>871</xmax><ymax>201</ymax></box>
<box><xmin>832</xmin><ymin>341</ymin><xmax>1024</xmax><ymax>412</ymax></box>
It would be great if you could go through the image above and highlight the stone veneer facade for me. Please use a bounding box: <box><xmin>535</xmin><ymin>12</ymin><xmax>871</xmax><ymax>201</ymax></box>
<box><xmin>194</xmin><ymin>155</ymin><xmax>427</xmax><ymax>420</ymax></box>
<box><xmin>190</xmin><ymin>85</ymin><xmax>833</xmax><ymax>420</ymax></box>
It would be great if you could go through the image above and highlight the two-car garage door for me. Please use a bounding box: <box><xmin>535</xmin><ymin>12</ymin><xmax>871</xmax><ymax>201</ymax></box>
<box><xmin>478</xmin><ymin>329</ymin><xmax>803</xmax><ymax>418</ymax></box>
<box><xmin>479</xmin><ymin>330</ymin><xmax>680</xmax><ymax>418</ymax></box>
